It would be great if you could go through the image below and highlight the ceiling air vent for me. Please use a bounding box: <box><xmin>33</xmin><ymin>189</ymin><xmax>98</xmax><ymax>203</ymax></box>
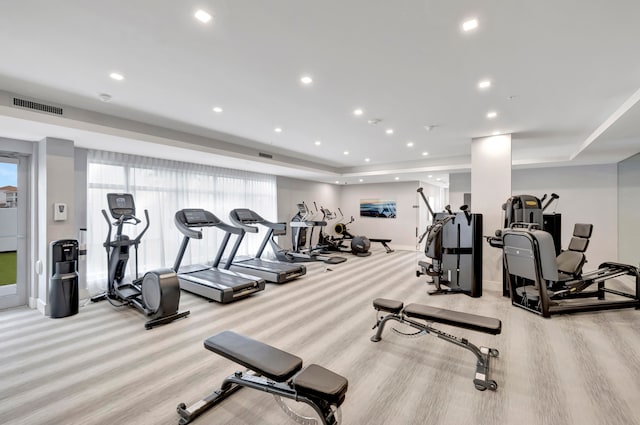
<box><xmin>13</xmin><ymin>98</ymin><xmax>63</xmax><ymax>116</ymax></box>
<box><xmin>258</xmin><ymin>152</ymin><xmax>273</xmax><ymax>159</ymax></box>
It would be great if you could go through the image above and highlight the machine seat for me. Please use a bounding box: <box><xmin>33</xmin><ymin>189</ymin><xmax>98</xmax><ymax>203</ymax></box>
<box><xmin>204</xmin><ymin>331</ymin><xmax>302</xmax><ymax>381</ymax></box>
<box><xmin>373</xmin><ymin>298</ymin><xmax>404</xmax><ymax>314</ymax></box>
<box><xmin>293</xmin><ymin>364</ymin><xmax>348</xmax><ymax>406</ymax></box>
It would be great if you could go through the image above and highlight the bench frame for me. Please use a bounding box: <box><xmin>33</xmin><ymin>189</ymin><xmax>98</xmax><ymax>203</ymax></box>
<box><xmin>177</xmin><ymin>369</ymin><xmax>341</xmax><ymax>425</ymax></box>
<box><xmin>371</xmin><ymin>306</ymin><xmax>499</xmax><ymax>391</ymax></box>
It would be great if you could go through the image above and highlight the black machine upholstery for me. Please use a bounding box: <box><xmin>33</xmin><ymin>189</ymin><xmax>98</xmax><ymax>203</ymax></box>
<box><xmin>373</xmin><ymin>299</ymin><xmax>501</xmax><ymax>335</ymax></box>
<box><xmin>371</xmin><ymin>298</ymin><xmax>501</xmax><ymax>391</ymax></box>
<box><xmin>372</xmin><ymin>298</ymin><xmax>403</xmax><ymax>314</ymax></box>
<box><xmin>205</xmin><ymin>331</ymin><xmax>303</xmax><ymax>381</ymax></box>
<box><xmin>292</xmin><ymin>364</ymin><xmax>348</xmax><ymax>406</ymax></box>
<box><xmin>179</xmin><ymin>331</ymin><xmax>348</xmax><ymax>425</ymax></box>
<box><xmin>556</xmin><ymin>223</ymin><xmax>592</xmax><ymax>278</ymax></box>
<box><xmin>404</xmin><ymin>303</ymin><xmax>502</xmax><ymax>335</ymax></box>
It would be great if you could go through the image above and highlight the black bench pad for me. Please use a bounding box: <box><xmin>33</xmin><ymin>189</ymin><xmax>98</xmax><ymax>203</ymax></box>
<box><xmin>293</xmin><ymin>364</ymin><xmax>348</xmax><ymax>406</ymax></box>
<box><xmin>204</xmin><ymin>331</ymin><xmax>303</xmax><ymax>381</ymax></box>
<box><xmin>373</xmin><ymin>298</ymin><xmax>404</xmax><ymax>314</ymax></box>
<box><xmin>404</xmin><ymin>304</ymin><xmax>502</xmax><ymax>335</ymax></box>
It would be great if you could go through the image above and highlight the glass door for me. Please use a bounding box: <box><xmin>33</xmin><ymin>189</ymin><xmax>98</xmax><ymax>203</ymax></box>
<box><xmin>0</xmin><ymin>154</ymin><xmax>28</xmax><ymax>309</ymax></box>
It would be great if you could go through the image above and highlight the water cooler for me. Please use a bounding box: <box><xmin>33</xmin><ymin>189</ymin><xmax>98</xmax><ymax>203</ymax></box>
<box><xmin>49</xmin><ymin>239</ymin><xmax>79</xmax><ymax>318</ymax></box>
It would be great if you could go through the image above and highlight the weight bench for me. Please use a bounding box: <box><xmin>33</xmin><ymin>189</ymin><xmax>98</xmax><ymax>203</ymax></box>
<box><xmin>177</xmin><ymin>331</ymin><xmax>348</xmax><ymax>425</ymax></box>
<box><xmin>371</xmin><ymin>298</ymin><xmax>501</xmax><ymax>391</ymax></box>
<box><xmin>369</xmin><ymin>238</ymin><xmax>394</xmax><ymax>253</ymax></box>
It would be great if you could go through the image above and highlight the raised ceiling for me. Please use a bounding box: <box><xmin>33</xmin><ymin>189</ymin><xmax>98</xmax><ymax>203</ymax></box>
<box><xmin>1</xmin><ymin>0</ymin><xmax>639</xmax><ymax>186</ymax></box>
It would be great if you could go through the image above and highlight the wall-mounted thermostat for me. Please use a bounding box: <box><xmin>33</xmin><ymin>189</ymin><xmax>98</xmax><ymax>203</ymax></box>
<box><xmin>54</xmin><ymin>203</ymin><xmax>67</xmax><ymax>221</ymax></box>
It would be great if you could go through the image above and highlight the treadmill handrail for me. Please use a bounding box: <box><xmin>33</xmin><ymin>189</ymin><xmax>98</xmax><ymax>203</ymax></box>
<box><xmin>174</xmin><ymin>208</ymin><xmax>246</xmax><ymax>271</ymax></box>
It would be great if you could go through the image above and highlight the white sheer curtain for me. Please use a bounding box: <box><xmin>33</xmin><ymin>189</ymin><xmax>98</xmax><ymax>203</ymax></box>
<box><xmin>86</xmin><ymin>150</ymin><xmax>277</xmax><ymax>294</ymax></box>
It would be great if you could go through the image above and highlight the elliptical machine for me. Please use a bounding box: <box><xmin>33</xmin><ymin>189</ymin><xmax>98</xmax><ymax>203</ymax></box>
<box><xmin>91</xmin><ymin>193</ymin><xmax>190</xmax><ymax>329</ymax></box>
<box><xmin>317</xmin><ymin>205</ymin><xmax>371</xmax><ymax>257</ymax></box>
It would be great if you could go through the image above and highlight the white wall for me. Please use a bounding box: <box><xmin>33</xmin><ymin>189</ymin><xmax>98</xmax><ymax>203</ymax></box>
<box><xmin>471</xmin><ymin>134</ymin><xmax>512</xmax><ymax>284</ymax></box>
<box><xmin>276</xmin><ymin>177</ymin><xmax>431</xmax><ymax>251</ymax></box>
<box><xmin>512</xmin><ymin>164</ymin><xmax>617</xmax><ymax>268</ymax></box>
<box><xmin>449</xmin><ymin>172</ymin><xmax>471</xmax><ymax>212</ymax></box>
<box><xmin>449</xmin><ymin>164</ymin><xmax>620</xmax><ymax>277</ymax></box>
<box><xmin>36</xmin><ymin>138</ymin><xmax>76</xmax><ymax>315</ymax></box>
<box><xmin>617</xmin><ymin>153</ymin><xmax>640</xmax><ymax>266</ymax></box>
<box><xmin>339</xmin><ymin>181</ymin><xmax>421</xmax><ymax>250</ymax></box>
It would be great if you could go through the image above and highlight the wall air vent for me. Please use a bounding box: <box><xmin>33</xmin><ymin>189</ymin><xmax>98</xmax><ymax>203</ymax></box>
<box><xmin>258</xmin><ymin>152</ymin><xmax>273</xmax><ymax>159</ymax></box>
<box><xmin>13</xmin><ymin>98</ymin><xmax>63</xmax><ymax>116</ymax></box>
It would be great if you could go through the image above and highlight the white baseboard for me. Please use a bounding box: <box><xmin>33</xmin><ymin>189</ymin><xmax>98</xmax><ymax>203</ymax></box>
<box><xmin>36</xmin><ymin>298</ymin><xmax>48</xmax><ymax>316</ymax></box>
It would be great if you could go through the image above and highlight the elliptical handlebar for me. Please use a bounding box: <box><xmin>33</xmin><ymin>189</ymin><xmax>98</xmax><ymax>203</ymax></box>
<box><xmin>102</xmin><ymin>207</ymin><xmax>150</xmax><ymax>251</ymax></box>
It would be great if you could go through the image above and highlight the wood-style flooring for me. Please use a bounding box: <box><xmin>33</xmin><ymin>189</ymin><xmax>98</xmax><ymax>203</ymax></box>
<box><xmin>1</xmin><ymin>247</ymin><xmax>640</xmax><ymax>425</ymax></box>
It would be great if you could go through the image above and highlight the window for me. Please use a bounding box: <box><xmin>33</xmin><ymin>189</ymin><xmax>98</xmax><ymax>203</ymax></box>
<box><xmin>86</xmin><ymin>150</ymin><xmax>277</xmax><ymax>291</ymax></box>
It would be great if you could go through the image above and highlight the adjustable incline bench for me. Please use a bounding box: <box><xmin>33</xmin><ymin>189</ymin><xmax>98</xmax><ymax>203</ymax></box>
<box><xmin>371</xmin><ymin>299</ymin><xmax>502</xmax><ymax>391</ymax></box>
<box><xmin>177</xmin><ymin>331</ymin><xmax>348</xmax><ymax>425</ymax></box>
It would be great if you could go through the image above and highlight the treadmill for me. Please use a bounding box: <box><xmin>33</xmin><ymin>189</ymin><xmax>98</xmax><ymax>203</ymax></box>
<box><xmin>228</xmin><ymin>208</ymin><xmax>307</xmax><ymax>283</ymax></box>
<box><xmin>173</xmin><ymin>208</ymin><xmax>266</xmax><ymax>303</ymax></box>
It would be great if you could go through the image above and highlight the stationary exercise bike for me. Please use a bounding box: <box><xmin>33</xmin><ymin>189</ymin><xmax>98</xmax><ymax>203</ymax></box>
<box><xmin>91</xmin><ymin>193</ymin><xmax>190</xmax><ymax>329</ymax></box>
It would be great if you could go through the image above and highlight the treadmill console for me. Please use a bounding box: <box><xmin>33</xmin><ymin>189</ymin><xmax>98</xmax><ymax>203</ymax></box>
<box><xmin>234</xmin><ymin>209</ymin><xmax>260</xmax><ymax>223</ymax></box>
<box><xmin>178</xmin><ymin>209</ymin><xmax>221</xmax><ymax>227</ymax></box>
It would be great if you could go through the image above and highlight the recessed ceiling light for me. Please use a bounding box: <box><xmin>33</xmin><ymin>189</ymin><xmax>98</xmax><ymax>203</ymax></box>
<box><xmin>274</xmin><ymin>127</ymin><xmax>283</xmax><ymax>133</ymax></box>
<box><xmin>353</xmin><ymin>108</ymin><xmax>364</xmax><ymax>116</ymax></box>
<box><xmin>110</xmin><ymin>72</ymin><xmax>124</xmax><ymax>81</ymax></box>
<box><xmin>492</xmin><ymin>131</ymin><xmax>501</xmax><ymax>136</ymax></box>
<box><xmin>359</xmin><ymin>178</ymin><xmax>364</xmax><ymax>182</ymax></box>
<box><xmin>422</xmin><ymin>151</ymin><xmax>429</xmax><ymax>156</ymax></box>
<box><xmin>394</xmin><ymin>177</ymin><xmax>400</xmax><ymax>181</ymax></box>
<box><xmin>487</xmin><ymin>111</ymin><xmax>497</xmax><ymax>119</ymax></box>
<box><xmin>407</xmin><ymin>141</ymin><xmax>414</xmax><ymax>147</ymax></box>
<box><xmin>212</xmin><ymin>107</ymin><xmax>223</xmax><ymax>113</ymax></box>
<box><xmin>195</xmin><ymin>10</ymin><xmax>212</xmax><ymax>23</ymax></box>
<box><xmin>364</xmin><ymin>158</ymin><xmax>370</xmax><ymax>162</ymax></box>
<box><xmin>335</xmin><ymin>180</ymin><xmax>340</xmax><ymax>184</ymax></box>
<box><xmin>428</xmin><ymin>175</ymin><xmax>433</xmax><ymax>178</ymax></box>
<box><xmin>314</xmin><ymin>140</ymin><xmax>321</xmax><ymax>146</ymax></box>
<box><xmin>385</xmin><ymin>129</ymin><xmax>394</xmax><ymax>135</ymax></box>
<box><xmin>300</xmin><ymin>75</ymin><xmax>313</xmax><ymax>85</ymax></box>
<box><xmin>462</xmin><ymin>18</ymin><xmax>478</xmax><ymax>32</ymax></box>
<box><xmin>436</xmin><ymin>178</ymin><xmax>442</xmax><ymax>181</ymax></box>
<box><xmin>343</xmin><ymin>151</ymin><xmax>349</xmax><ymax>155</ymax></box>
<box><xmin>478</xmin><ymin>80</ymin><xmax>491</xmax><ymax>89</ymax></box>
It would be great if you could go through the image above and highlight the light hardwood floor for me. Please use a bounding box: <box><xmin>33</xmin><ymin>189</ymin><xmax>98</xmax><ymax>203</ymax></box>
<box><xmin>1</xmin><ymin>247</ymin><xmax>640</xmax><ymax>425</ymax></box>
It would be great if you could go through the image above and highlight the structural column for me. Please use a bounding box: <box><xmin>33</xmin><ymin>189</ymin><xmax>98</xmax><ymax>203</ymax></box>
<box><xmin>35</xmin><ymin>137</ymin><xmax>75</xmax><ymax>314</ymax></box>
<box><xmin>471</xmin><ymin>134</ymin><xmax>511</xmax><ymax>284</ymax></box>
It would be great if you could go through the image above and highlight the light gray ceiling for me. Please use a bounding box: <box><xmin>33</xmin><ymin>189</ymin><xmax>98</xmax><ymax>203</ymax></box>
<box><xmin>1</xmin><ymin>0</ymin><xmax>639</xmax><ymax>186</ymax></box>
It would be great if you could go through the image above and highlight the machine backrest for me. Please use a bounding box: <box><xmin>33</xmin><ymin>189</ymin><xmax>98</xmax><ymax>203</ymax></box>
<box><xmin>503</xmin><ymin>228</ymin><xmax>559</xmax><ymax>283</ymax></box>
<box><xmin>556</xmin><ymin>223</ymin><xmax>593</xmax><ymax>277</ymax></box>
<box><xmin>567</xmin><ymin>223</ymin><xmax>592</xmax><ymax>253</ymax></box>
<box><xmin>503</xmin><ymin>195</ymin><xmax>543</xmax><ymax>229</ymax></box>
